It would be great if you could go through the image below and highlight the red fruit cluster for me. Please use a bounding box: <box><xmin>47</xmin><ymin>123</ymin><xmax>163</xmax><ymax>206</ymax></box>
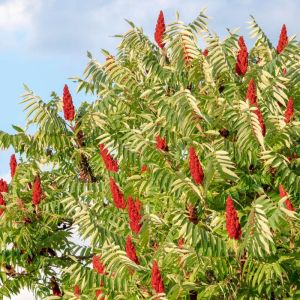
<box><xmin>127</xmin><ymin>197</ymin><xmax>142</xmax><ymax>234</ymax></box>
<box><xmin>154</xmin><ymin>11</ymin><xmax>166</xmax><ymax>49</ymax></box>
<box><xmin>126</xmin><ymin>236</ymin><xmax>139</xmax><ymax>264</ymax></box>
<box><xmin>188</xmin><ymin>204</ymin><xmax>199</xmax><ymax>224</ymax></box>
<box><xmin>92</xmin><ymin>255</ymin><xmax>105</xmax><ymax>274</ymax></box>
<box><xmin>53</xmin><ymin>289</ymin><xmax>61</xmax><ymax>297</ymax></box>
<box><xmin>284</xmin><ymin>98</ymin><xmax>294</xmax><ymax>124</ymax></box>
<box><xmin>151</xmin><ymin>260</ymin><xmax>164</xmax><ymax>294</ymax></box>
<box><xmin>235</xmin><ymin>36</ymin><xmax>248</xmax><ymax>76</ymax></box>
<box><xmin>0</xmin><ymin>179</ymin><xmax>8</xmax><ymax>216</ymax></box>
<box><xmin>52</xmin><ymin>283</ymin><xmax>62</xmax><ymax>297</ymax></box>
<box><xmin>189</xmin><ymin>147</ymin><xmax>204</xmax><ymax>185</ymax></box>
<box><xmin>63</xmin><ymin>84</ymin><xmax>75</xmax><ymax>121</ymax></box>
<box><xmin>156</xmin><ymin>135</ymin><xmax>168</xmax><ymax>151</ymax></box>
<box><xmin>246</xmin><ymin>79</ymin><xmax>266</xmax><ymax>136</ymax></box>
<box><xmin>279</xmin><ymin>185</ymin><xmax>295</xmax><ymax>211</ymax></box>
<box><xmin>226</xmin><ymin>196</ymin><xmax>242</xmax><ymax>240</ymax></box>
<box><xmin>10</xmin><ymin>154</ymin><xmax>17</xmax><ymax>178</ymax></box>
<box><xmin>282</xmin><ymin>68</ymin><xmax>287</xmax><ymax>76</ymax></box>
<box><xmin>96</xmin><ymin>289</ymin><xmax>104</xmax><ymax>300</ymax></box>
<box><xmin>109</xmin><ymin>178</ymin><xmax>126</xmax><ymax>209</ymax></box>
<box><xmin>141</xmin><ymin>165</ymin><xmax>148</xmax><ymax>173</ymax></box>
<box><xmin>277</xmin><ymin>24</ymin><xmax>288</xmax><ymax>54</ymax></box>
<box><xmin>202</xmin><ymin>49</ymin><xmax>208</xmax><ymax>57</ymax></box>
<box><xmin>73</xmin><ymin>284</ymin><xmax>81</xmax><ymax>297</ymax></box>
<box><xmin>32</xmin><ymin>177</ymin><xmax>42</xmax><ymax>206</ymax></box>
<box><xmin>253</xmin><ymin>108</ymin><xmax>266</xmax><ymax>136</ymax></box>
<box><xmin>246</xmin><ymin>79</ymin><xmax>257</xmax><ymax>105</ymax></box>
<box><xmin>178</xmin><ymin>238</ymin><xmax>184</xmax><ymax>249</ymax></box>
<box><xmin>0</xmin><ymin>179</ymin><xmax>8</xmax><ymax>193</ymax></box>
<box><xmin>99</xmin><ymin>144</ymin><xmax>119</xmax><ymax>172</ymax></box>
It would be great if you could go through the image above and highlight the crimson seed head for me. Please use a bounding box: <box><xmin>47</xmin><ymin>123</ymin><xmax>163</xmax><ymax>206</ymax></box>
<box><xmin>141</xmin><ymin>165</ymin><xmax>147</xmax><ymax>173</ymax></box>
<box><xmin>279</xmin><ymin>185</ymin><xmax>295</xmax><ymax>211</ymax></box>
<box><xmin>92</xmin><ymin>255</ymin><xmax>105</xmax><ymax>274</ymax></box>
<box><xmin>235</xmin><ymin>36</ymin><xmax>248</xmax><ymax>76</ymax></box>
<box><xmin>188</xmin><ymin>204</ymin><xmax>199</xmax><ymax>225</ymax></box>
<box><xmin>202</xmin><ymin>49</ymin><xmax>208</xmax><ymax>57</ymax></box>
<box><xmin>154</xmin><ymin>10</ymin><xmax>166</xmax><ymax>49</ymax></box>
<box><xmin>96</xmin><ymin>289</ymin><xmax>104</xmax><ymax>300</ymax></box>
<box><xmin>277</xmin><ymin>24</ymin><xmax>288</xmax><ymax>54</ymax></box>
<box><xmin>62</xmin><ymin>84</ymin><xmax>75</xmax><ymax>121</ymax></box>
<box><xmin>246</xmin><ymin>79</ymin><xmax>257</xmax><ymax>105</ymax></box>
<box><xmin>74</xmin><ymin>285</ymin><xmax>81</xmax><ymax>297</ymax></box>
<box><xmin>127</xmin><ymin>196</ymin><xmax>142</xmax><ymax>234</ymax></box>
<box><xmin>282</xmin><ymin>68</ymin><xmax>287</xmax><ymax>76</ymax></box>
<box><xmin>0</xmin><ymin>179</ymin><xmax>8</xmax><ymax>193</ymax></box>
<box><xmin>178</xmin><ymin>238</ymin><xmax>184</xmax><ymax>249</ymax></box>
<box><xmin>99</xmin><ymin>144</ymin><xmax>119</xmax><ymax>172</ymax></box>
<box><xmin>126</xmin><ymin>236</ymin><xmax>139</xmax><ymax>264</ymax></box>
<box><xmin>225</xmin><ymin>196</ymin><xmax>242</xmax><ymax>240</ymax></box>
<box><xmin>253</xmin><ymin>107</ymin><xmax>266</xmax><ymax>136</ymax></box>
<box><xmin>285</xmin><ymin>199</ymin><xmax>295</xmax><ymax>211</ymax></box>
<box><xmin>246</xmin><ymin>79</ymin><xmax>266</xmax><ymax>136</ymax></box>
<box><xmin>151</xmin><ymin>260</ymin><xmax>164</xmax><ymax>294</ymax></box>
<box><xmin>32</xmin><ymin>177</ymin><xmax>42</xmax><ymax>206</ymax></box>
<box><xmin>10</xmin><ymin>154</ymin><xmax>17</xmax><ymax>178</ymax></box>
<box><xmin>189</xmin><ymin>147</ymin><xmax>204</xmax><ymax>185</ymax></box>
<box><xmin>156</xmin><ymin>135</ymin><xmax>168</xmax><ymax>151</ymax></box>
<box><xmin>109</xmin><ymin>177</ymin><xmax>126</xmax><ymax>209</ymax></box>
<box><xmin>0</xmin><ymin>195</ymin><xmax>6</xmax><ymax>216</ymax></box>
<box><xmin>52</xmin><ymin>288</ymin><xmax>62</xmax><ymax>297</ymax></box>
<box><xmin>51</xmin><ymin>277</ymin><xmax>62</xmax><ymax>297</ymax></box>
<box><xmin>219</xmin><ymin>128</ymin><xmax>229</xmax><ymax>138</ymax></box>
<box><xmin>284</xmin><ymin>98</ymin><xmax>294</xmax><ymax>124</ymax></box>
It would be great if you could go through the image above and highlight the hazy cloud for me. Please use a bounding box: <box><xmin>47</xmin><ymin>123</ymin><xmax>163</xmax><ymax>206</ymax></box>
<box><xmin>0</xmin><ymin>0</ymin><xmax>298</xmax><ymax>56</ymax></box>
<box><xmin>0</xmin><ymin>0</ymin><xmax>38</xmax><ymax>30</ymax></box>
<box><xmin>0</xmin><ymin>0</ymin><xmax>41</xmax><ymax>49</ymax></box>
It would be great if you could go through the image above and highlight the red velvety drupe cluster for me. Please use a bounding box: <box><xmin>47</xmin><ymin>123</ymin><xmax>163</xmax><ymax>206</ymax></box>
<box><xmin>246</xmin><ymin>79</ymin><xmax>266</xmax><ymax>136</ymax></box>
<box><xmin>151</xmin><ymin>260</ymin><xmax>165</xmax><ymax>294</ymax></box>
<box><xmin>235</xmin><ymin>36</ymin><xmax>248</xmax><ymax>76</ymax></box>
<box><xmin>279</xmin><ymin>185</ymin><xmax>295</xmax><ymax>211</ymax></box>
<box><xmin>62</xmin><ymin>84</ymin><xmax>75</xmax><ymax>121</ymax></box>
<box><xmin>284</xmin><ymin>98</ymin><xmax>294</xmax><ymax>124</ymax></box>
<box><xmin>154</xmin><ymin>11</ymin><xmax>166</xmax><ymax>49</ymax></box>
<box><xmin>127</xmin><ymin>196</ymin><xmax>142</xmax><ymax>234</ymax></box>
<box><xmin>10</xmin><ymin>154</ymin><xmax>17</xmax><ymax>178</ymax></box>
<box><xmin>277</xmin><ymin>24</ymin><xmax>288</xmax><ymax>54</ymax></box>
<box><xmin>189</xmin><ymin>147</ymin><xmax>204</xmax><ymax>185</ymax></box>
<box><xmin>109</xmin><ymin>177</ymin><xmax>126</xmax><ymax>209</ymax></box>
<box><xmin>125</xmin><ymin>235</ymin><xmax>139</xmax><ymax>264</ymax></box>
<box><xmin>32</xmin><ymin>177</ymin><xmax>42</xmax><ymax>206</ymax></box>
<box><xmin>99</xmin><ymin>144</ymin><xmax>119</xmax><ymax>172</ymax></box>
<box><xmin>226</xmin><ymin>196</ymin><xmax>242</xmax><ymax>240</ymax></box>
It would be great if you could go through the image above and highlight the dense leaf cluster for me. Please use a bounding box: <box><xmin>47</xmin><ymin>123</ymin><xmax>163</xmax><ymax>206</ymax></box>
<box><xmin>0</xmin><ymin>9</ymin><xmax>300</xmax><ymax>300</ymax></box>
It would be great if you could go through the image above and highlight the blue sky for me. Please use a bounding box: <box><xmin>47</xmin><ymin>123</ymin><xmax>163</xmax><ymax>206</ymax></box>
<box><xmin>0</xmin><ymin>0</ymin><xmax>299</xmax><ymax>299</ymax></box>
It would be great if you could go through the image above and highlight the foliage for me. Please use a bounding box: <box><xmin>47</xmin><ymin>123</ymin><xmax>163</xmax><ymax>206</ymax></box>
<box><xmin>0</xmin><ymin>9</ymin><xmax>300</xmax><ymax>300</ymax></box>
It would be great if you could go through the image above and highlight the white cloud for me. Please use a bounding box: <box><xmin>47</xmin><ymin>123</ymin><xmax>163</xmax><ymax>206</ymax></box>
<box><xmin>0</xmin><ymin>0</ymin><xmax>42</xmax><ymax>50</ymax></box>
<box><xmin>0</xmin><ymin>0</ymin><xmax>298</xmax><ymax>55</ymax></box>
<box><xmin>0</xmin><ymin>0</ymin><xmax>40</xmax><ymax>31</ymax></box>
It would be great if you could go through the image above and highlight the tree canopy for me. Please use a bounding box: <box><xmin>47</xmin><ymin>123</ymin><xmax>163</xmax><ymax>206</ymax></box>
<box><xmin>0</xmin><ymin>9</ymin><xmax>300</xmax><ymax>300</ymax></box>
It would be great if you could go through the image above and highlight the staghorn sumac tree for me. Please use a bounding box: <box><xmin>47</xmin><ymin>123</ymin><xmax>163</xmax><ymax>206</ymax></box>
<box><xmin>0</xmin><ymin>8</ymin><xmax>300</xmax><ymax>300</ymax></box>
